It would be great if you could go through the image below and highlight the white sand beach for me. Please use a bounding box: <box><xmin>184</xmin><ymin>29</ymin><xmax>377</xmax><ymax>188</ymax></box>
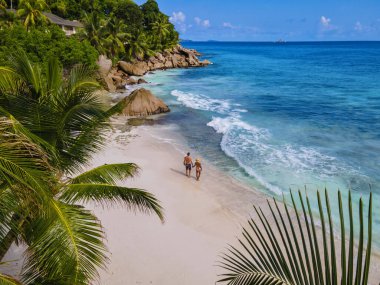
<box><xmin>89</xmin><ymin>121</ymin><xmax>380</xmax><ymax>285</ymax></box>
<box><xmin>91</xmin><ymin>122</ymin><xmax>271</xmax><ymax>285</ymax></box>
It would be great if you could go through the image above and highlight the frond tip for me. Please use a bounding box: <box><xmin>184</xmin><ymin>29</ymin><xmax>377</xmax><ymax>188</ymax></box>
<box><xmin>217</xmin><ymin>189</ymin><xmax>373</xmax><ymax>285</ymax></box>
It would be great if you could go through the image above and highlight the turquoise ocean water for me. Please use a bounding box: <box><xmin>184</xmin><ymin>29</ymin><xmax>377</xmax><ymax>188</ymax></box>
<box><xmin>143</xmin><ymin>42</ymin><xmax>380</xmax><ymax>240</ymax></box>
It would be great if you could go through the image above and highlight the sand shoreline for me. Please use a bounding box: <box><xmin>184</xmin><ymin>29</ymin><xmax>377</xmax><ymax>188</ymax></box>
<box><xmin>2</xmin><ymin>118</ymin><xmax>379</xmax><ymax>284</ymax></box>
<box><xmin>91</xmin><ymin>122</ymin><xmax>272</xmax><ymax>284</ymax></box>
<box><xmin>92</xmin><ymin>121</ymin><xmax>380</xmax><ymax>284</ymax></box>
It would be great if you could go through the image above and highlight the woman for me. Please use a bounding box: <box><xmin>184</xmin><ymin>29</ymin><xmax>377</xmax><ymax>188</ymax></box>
<box><xmin>193</xmin><ymin>158</ymin><xmax>202</xmax><ymax>181</ymax></box>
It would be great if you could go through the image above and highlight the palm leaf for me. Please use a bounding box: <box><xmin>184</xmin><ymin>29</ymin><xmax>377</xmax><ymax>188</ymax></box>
<box><xmin>59</xmin><ymin>184</ymin><xmax>164</xmax><ymax>222</ymax></box>
<box><xmin>69</xmin><ymin>163</ymin><xmax>139</xmax><ymax>185</ymax></box>
<box><xmin>22</xmin><ymin>201</ymin><xmax>107</xmax><ymax>285</ymax></box>
<box><xmin>218</xmin><ymin>189</ymin><xmax>373</xmax><ymax>285</ymax></box>
<box><xmin>0</xmin><ymin>273</ymin><xmax>23</xmax><ymax>285</ymax></box>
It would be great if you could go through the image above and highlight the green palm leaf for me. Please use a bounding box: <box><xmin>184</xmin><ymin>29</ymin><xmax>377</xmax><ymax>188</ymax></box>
<box><xmin>218</xmin><ymin>189</ymin><xmax>373</xmax><ymax>285</ymax></box>
<box><xmin>22</xmin><ymin>201</ymin><xmax>107</xmax><ymax>285</ymax></box>
<box><xmin>60</xmin><ymin>184</ymin><xmax>164</xmax><ymax>221</ymax></box>
<box><xmin>0</xmin><ymin>273</ymin><xmax>23</xmax><ymax>285</ymax></box>
<box><xmin>70</xmin><ymin>163</ymin><xmax>139</xmax><ymax>185</ymax></box>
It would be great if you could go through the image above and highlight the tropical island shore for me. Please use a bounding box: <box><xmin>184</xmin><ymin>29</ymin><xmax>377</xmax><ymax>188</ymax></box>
<box><xmin>88</xmin><ymin>122</ymin><xmax>268</xmax><ymax>284</ymax></box>
<box><xmin>88</xmin><ymin>119</ymin><xmax>380</xmax><ymax>285</ymax></box>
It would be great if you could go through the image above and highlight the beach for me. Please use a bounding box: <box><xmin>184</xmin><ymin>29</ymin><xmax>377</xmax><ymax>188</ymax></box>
<box><xmin>91</xmin><ymin>121</ymin><xmax>270</xmax><ymax>284</ymax></box>
<box><xmin>90</xmin><ymin>119</ymin><xmax>380</xmax><ymax>285</ymax></box>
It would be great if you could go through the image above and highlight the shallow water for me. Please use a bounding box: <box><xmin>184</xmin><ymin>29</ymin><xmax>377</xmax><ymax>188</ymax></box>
<box><xmin>143</xmin><ymin>42</ymin><xmax>380</xmax><ymax>242</ymax></box>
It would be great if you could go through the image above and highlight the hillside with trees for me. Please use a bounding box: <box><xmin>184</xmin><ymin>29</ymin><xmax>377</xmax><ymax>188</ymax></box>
<box><xmin>0</xmin><ymin>0</ymin><xmax>179</xmax><ymax>67</ymax></box>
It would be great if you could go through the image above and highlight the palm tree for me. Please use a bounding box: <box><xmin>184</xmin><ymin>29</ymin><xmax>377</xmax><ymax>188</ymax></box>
<box><xmin>218</xmin><ymin>189</ymin><xmax>373</xmax><ymax>285</ymax></box>
<box><xmin>103</xmin><ymin>14</ymin><xmax>129</xmax><ymax>58</ymax></box>
<box><xmin>151</xmin><ymin>15</ymin><xmax>171</xmax><ymax>50</ymax></box>
<box><xmin>125</xmin><ymin>31</ymin><xmax>153</xmax><ymax>61</ymax></box>
<box><xmin>0</xmin><ymin>53</ymin><xmax>163</xmax><ymax>284</ymax></box>
<box><xmin>17</xmin><ymin>0</ymin><xmax>48</xmax><ymax>30</ymax></box>
<box><xmin>81</xmin><ymin>12</ymin><xmax>106</xmax><ymax>54</ymax></box>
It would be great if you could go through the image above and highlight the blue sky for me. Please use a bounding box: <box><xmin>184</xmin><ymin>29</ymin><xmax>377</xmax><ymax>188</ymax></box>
<box><xmin>136</xmin><ymin>0</ymin><xmax>380</xmax><ymax>41</ymax></box>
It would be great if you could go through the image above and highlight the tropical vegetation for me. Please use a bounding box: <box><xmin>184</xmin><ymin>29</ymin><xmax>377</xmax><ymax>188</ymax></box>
<box><xmin>0</xmin><ymin>52</ymin><xmax>163</xmax><ymax>284</ymax></box>
<box><xmin>218</xmin><ymin>189</ymin><xmax>373</xmax><ymax>285</ymax></box>
<box><xmin>0</xmin><ymin>0</ymin><xmax>179</xmax><ymax>66</ymax></box>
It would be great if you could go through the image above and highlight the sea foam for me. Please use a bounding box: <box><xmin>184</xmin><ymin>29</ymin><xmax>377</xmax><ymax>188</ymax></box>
<box><xmin>171</xmin><ymin>90</ymin><xmax>231</xmax><ymax>114</ymax></box>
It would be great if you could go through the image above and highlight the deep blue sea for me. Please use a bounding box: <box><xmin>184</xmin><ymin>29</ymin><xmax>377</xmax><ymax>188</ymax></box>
<box><xmin>143</xmin><ymin>42</ymin><xmax>380</xmax><ymax>238</ymax></box>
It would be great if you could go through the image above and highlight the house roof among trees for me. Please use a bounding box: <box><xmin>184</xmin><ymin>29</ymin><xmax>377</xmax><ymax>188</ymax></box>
<box><xmin>5</xmin><ymin>9</ymin><xmax>83</xmax><ymax>28</ymax></box>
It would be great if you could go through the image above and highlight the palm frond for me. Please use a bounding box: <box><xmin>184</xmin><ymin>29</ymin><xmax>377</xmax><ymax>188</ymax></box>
<box><xmin>22</xmin><ymin>201</ymin><xmax>107</xmax><ymax>285</ymax></box>
<box><xmin>0</xmin><ymin>273</ymin><xmax>23</xmax><ymax>285</ymax></box>
<box><xmin>218</xmin><ymin>189</ymin><xmax>373</xmax><ymax>285</ymax></box>
<box><xmin>69</xmin><ymin>163</ymin><xmax>139</xmax><ymax>185</ymax></box>
<box><xmin>60</xmin><ymin>184</ymin><xmax>164</xmax><ymax>222</ymax></box>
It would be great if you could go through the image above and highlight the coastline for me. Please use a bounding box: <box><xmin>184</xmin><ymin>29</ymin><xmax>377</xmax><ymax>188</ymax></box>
<box><xmin>89</xmin><ymin>119</ymin><xmax>380</xmax><ymax>284</ymax></box>
<box><xmin>90</xmin><ymin>121</ymin><xmax>271</xmax><ymax>284</ymax></box>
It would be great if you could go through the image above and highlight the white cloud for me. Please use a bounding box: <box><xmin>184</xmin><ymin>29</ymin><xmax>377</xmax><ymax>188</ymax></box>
<box><xmin>223</xmin><ymin>22</ymin><xmax>234</xmax><ymax>29</ymax></box>
<box><xmin>170</xmin><ymin>11</ymin><xmax>186</xmax><ymax>24</ymax></box>
<box><xmin>194</xmin><ymin>17</ymin><xmax>210</xmax><ymax>28</ymax></box>
<box><xmin>354</xmin><ymin>21</ymin><xmax>363</xmax><ymax>31</ymax></box>
<box><xmin>320</xmin><ymin>16</ymin><xmax>331</xmax><ymax>27</ymax></box>
<box><xmin>170</xmin><ymin>11</ymin><xmax>187</xmax><ymax>33</ymax></box>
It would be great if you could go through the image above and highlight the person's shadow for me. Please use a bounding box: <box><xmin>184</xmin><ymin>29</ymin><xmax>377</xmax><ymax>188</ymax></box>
<box><xmin>170</xmin><ymin>168</ymin><xmax>197</xmax><ymax>180</ymax></box>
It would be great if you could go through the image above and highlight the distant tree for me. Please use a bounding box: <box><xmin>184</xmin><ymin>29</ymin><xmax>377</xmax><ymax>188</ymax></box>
<box><xmin>103</xmin><ymin>14</ymin><xmax>129</xmax><ymax>58</ymax></box>
<box><xmin>151</xmin><ymin>14</ymin><xmax>171</xmax><ymax>50</ymax></box>
<box><xmin>81</xmin><ymin>12</ymin><xmax>106</xmax><ymax>54</ymax></box>
<box><xmin>113</xmin><ymin>0</ymin><xmax>144</xmax><ymax>37</ymax></box>
<box><xmin>141</xmin><ymin>0</ymin><xmax>160</xmax><ymax>29</ymax></box>
<box><xmin>17</xmin><ymin>0</ymin><xmax>48</xmax><ymax>29</ymax></box>
<box><xmin>125</xmin><ymin>31</ymin><xmax>152</xmax><ymax>61</ymax></box>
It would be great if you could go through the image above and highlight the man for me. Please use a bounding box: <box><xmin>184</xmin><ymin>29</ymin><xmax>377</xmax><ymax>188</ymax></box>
<box><xmin>183</xmin><ymin>152</ymin><xmax>193</xmax><ymax>177</ymax></box>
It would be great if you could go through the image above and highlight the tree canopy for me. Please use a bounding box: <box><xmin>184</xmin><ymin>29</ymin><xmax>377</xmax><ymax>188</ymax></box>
<box><xmin>1</xmin><ymin>0</ymin><xmax>179</xmax><ymax>66</ymax></box>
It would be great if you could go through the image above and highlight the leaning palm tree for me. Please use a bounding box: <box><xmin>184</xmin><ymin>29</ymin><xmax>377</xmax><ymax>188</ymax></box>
<box><xmin>0</xmin><ymin>53</ymin><xmax>163</xmax><ymax>284</ymax></box>
<box><xmin>17</xmin><ymin>0</ymin><xmax>48</xmax><ymax>29</ymax></box>
<box><xmin>218</xmin><ymin>189</ymin><xmax>373</xmax><ymax>285</ymax></box>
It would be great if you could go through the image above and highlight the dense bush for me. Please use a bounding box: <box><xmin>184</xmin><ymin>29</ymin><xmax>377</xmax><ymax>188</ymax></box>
<box><xmin>0</xmin><ymin>24</ymin><xmax>98</xmax><ymax>67</ymax></box>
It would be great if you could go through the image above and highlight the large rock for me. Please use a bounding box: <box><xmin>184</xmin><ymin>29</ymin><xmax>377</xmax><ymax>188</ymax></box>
<box><xmin>121</xmin><ymin>88</ymin><xmax>170</xmax><ymax>116</ymax></box>
<box><xmin>97</xmin><ymin>55</ymin><xmax>112</xmax><ymax>77</ymax></box>
<box><xmin>118</xmin><ymin>61</ymin><xmax>149</xmax><ymax>76</ymax></box>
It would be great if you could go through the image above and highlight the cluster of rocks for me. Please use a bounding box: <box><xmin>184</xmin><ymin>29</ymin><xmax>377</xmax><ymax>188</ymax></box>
<box><xmin>97</xmin><ymin>45</ymin><xmax>211</xmax><ymax>92</ymax></box>
<box><xmin>118</xmin><ymin>45</ymin><xmax>211</xmax><ymax>77</ymax></box>
<box><xmin>97</xmin><ymin>45</ymin><xmax>210</xmax><ymax>117</ymax></box>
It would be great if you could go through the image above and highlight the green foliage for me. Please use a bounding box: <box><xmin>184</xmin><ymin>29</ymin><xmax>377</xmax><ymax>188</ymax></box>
<box><xmin>1</xmin><ymin>0</ymin><xmax>179</xmax><ymax>67</ymax></box>
<box><xmin>0</xmin><ymin>53</ymin><xmax>164</xmax><ymax>284</ymax></box>
<box><xmin>218</xmin><ymin>189</ymin><xmax>373</xmax><ymax>285</ymax></box>
<box><xmin>0</xmin><ymin>25</ymin><xmax>98</xmax><ymax>68</ymax></box>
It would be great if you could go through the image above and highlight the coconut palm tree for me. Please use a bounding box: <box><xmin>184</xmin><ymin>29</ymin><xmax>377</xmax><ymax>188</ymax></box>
<box><xmin>151</xmin><ymin>15</ymin><xmax>171</xmax><ymax>50</ymax></box>
<box><xmin>125</xmin><ymin>31</ymin><xmax>153</xmax><ymax>61</ymax></box>
<box><xmin>81</xmin><ymin>12</ymin><xmax>106</xmax><ymax>54</ymax></box>
<box><xmin>218</xmin><ymin>189</ymin><xmax>373</xmax><ymax>285</ymax></box>
<box><xmin>102</xmin><ymin>14</ymin><xmax>129</xmax><ymax>58</ymax></box>
<box><xmin>17</xmin><ymin>0</ymin><xmax>48</xmax><ymax>29</ymax></box>
<box><xmin>0</xmin><ymin>53</ymin><xmax>163</xmax><ymax>284</ymax></box>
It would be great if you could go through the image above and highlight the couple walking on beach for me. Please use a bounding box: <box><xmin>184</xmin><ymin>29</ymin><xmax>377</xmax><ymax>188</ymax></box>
<box><xmin>183</xmin><ymin>152</ymin><xmax>202</xmax><ymax>181</ymax></box>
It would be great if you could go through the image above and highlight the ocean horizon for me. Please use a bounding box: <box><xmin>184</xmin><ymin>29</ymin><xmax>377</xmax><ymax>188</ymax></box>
<box><xmin>143</xmin><ymin>41</ymin><xmax>380</xmax><ymax>241</ymax></box>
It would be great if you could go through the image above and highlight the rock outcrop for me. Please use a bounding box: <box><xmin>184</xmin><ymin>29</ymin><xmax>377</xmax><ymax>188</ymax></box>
<box><xmin>117</xmin><ymin>45</ymin><xmax>211</xmax><ymax>76</ymax></box>
<box><xmin>121</xmin><ymin>88</ymin><xmax>170</xmax><ymax>116</ymax></box>
<box><xmin>98</xmin><ymin>45</ymin><xmax>210</xmax><ymax>92</ymax></box>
